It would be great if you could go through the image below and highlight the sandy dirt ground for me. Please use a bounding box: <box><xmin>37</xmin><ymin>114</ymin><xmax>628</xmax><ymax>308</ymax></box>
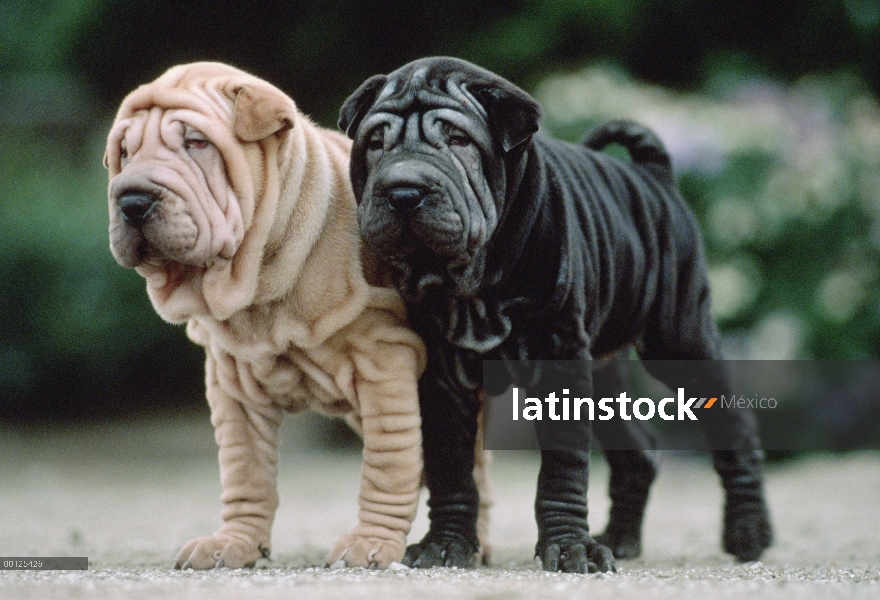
<box><xmin>0</xmin><ymin>413</ymin><xmax>878</xmax><ymax>599</ymax></box>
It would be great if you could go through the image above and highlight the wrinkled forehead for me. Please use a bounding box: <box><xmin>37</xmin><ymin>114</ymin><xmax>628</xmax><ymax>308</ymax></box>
<box><xmin>105</xmin><ymin>71</ymin><xmax>245</xmax><ymax>176</ymax></box>
<box><xmin>114</xmin><ymin>77</ymin><xmax>234</xmax><ymax>131</ymax></box>
<box><xmin>359</xmin><ymin>66</ymin><xmax>494</xmax><ymax>141</ymax></box>
<box><xmin>374</xmin><ymin>66</ymin><xmax>488</xmax><ymax>120</ymax></box>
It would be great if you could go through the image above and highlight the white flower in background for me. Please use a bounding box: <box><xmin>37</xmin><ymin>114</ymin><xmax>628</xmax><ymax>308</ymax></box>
<box><xmin>748</xmin><ymin>312</ymin><xmax>805</xmax><ymax>359</ymax></box>
<box><xmin>708</xmin><ymin>197</ymin><xmax>758</xmax><ymax>249</ymax></box>
<box><xmin>537</xmin><ymin>66</ymin><xmax>860</xmax><ymax>226</ymax></box>
<box><xmin>817</xmin><ymin>268</ymin><xmax>873</xmax><ymax>323</ymax></box>
<box><xmin>707</xmin><ymin>260</ymin><xmax>760</xmax><ymax>320</ymax></box>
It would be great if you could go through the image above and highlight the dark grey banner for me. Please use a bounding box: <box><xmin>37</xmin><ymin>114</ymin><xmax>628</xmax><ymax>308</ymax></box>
<box><xmin>482</xmin><ymin>360</ymin><xmax>880</xmax><ymax>451</ymax></box>
<box><xmin>0</xmin><ymin>557</ymin><xmax>89</xmax><ymax>570</ymax></box>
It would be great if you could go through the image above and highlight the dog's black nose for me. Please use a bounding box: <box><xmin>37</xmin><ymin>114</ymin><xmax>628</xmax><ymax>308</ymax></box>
<box><xmin>386</xmin><ymin>187</ymin><xmax>425</xmax><ymax>213</ymax></box>
<box><xmin>118</xmin><ymin>192</ymin><xmax>157</xmax><ymax>227</ymax></box>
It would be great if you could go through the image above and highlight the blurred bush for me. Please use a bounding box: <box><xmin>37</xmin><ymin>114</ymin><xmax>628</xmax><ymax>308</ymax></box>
<box><xmin>537</xmin><ymin>66</ymin><xmax>880</xmax><ymax>360</ymax></box>
<box><xmin>2</xmin><ymin>0</ymin><xmax>879</xmax><ymax>422</ymax></box>
<box><xmin>0</xmin><ymin>130</ymin><xmax>203</xmax><ymax>421</ymax></box>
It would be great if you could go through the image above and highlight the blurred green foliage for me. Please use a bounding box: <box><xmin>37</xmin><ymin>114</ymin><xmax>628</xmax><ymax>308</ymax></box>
<box><xmin>0</xmin><ymin>0</ymin><xmax>102</xmax><ymax>72</ymax></box>
<box><xmin>0</xmin><ymin>132</ymin><xmax>203</xmax><ymax>420</ymax></box>
<box><xmin>1</xmin><ymin>0</ymin><xmax>878</xmax><ymax>421</ymax></box>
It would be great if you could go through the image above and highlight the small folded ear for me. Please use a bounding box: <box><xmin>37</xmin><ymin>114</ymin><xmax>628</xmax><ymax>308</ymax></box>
<box><xmin>233</xmin><ymin>84</ymin><xmax>295</xmax><ymax>142</ymax></box>
<box><xmin>470</xmin><ymin>82</ymin><xmax>542</xmax><ymax>153</ymax></box>
<box><xmin>338</xmin><ymin>74</ymin><xmax>388</xmax><ymax>139</ymax></box>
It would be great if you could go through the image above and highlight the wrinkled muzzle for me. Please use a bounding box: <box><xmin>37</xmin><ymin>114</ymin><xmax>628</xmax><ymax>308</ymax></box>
<box><xmin>107</xmin><ymin>116</ymin><xmax>244</xmax><ymax>273</ymax></box>
<box><xmin>359</xmin><ymin>151</ymin><xmax>482</xmax><ymax>264</ymax></box>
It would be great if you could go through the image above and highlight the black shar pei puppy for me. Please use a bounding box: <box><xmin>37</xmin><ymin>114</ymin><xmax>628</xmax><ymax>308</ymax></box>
<box><xmin>339</xmin><ymin>57</ymin><xmax>772</xmax><ymax>573</ymax></box>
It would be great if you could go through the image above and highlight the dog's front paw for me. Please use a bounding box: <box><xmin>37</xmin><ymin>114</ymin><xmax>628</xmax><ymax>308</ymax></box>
<box><xmin>537</xmin><ymin>537</ymin><xmax>617</xmax><ymax>574</ymax></box>
<box><xmin>324</xmin><ymin>534</ymin><xmax>405</xmax><ymax>569</ymax></box>
<box><xmin>402</xmin><ymin>532</ymin><xmax>478</xmax><ymax>568</ymax></box>
<box><xmin>724</xmin><ymin>505</ymin><xmax>772</xmax><ymax>562</ymax></box>
<box><xmin>174</xmin><ymin>534</ymin><xmax>269</xmax><ymax>570</ymax></box>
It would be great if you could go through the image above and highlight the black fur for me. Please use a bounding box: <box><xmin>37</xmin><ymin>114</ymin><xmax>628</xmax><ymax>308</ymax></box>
<box><xmin>341</xmin><ymin>57</ymin><xmax>771</xmax><ymax>571</ymax></box>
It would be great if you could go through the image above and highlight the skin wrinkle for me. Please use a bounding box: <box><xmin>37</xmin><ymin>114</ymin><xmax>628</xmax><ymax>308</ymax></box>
<box><xmin>454</xmin><ymin>151</ymin><xmax>490</xmax><ymax>251</ymax></box>
<box><xmin>421</xmin><ymin>110</ymin><xmax>486</xmax><ymax>249</ymax></box>
<box><xmin>446</xmin><ymin>79</ymin><xmax>488</xmax><ymax>121</ymax></box>
<box><xmin>166</xmin><ymin>111</ymin><xmax>243</xmax><ymax>261</ymax></box>
<box><xmin>274</xmin><ymin>125</ymin><xmax>334</xmax><ymax>291</ymax></box>
<box><xmin>175</xmin><ymin>147</ymin><xmax>219</xmax><ymax>262</ymax></box>
<box><xmin>180</xmin><ymin>123</ymin><xmax>227</xmax><ymax>210</ymax></box>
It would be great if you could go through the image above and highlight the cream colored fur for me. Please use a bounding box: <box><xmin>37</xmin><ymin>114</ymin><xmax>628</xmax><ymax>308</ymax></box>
<box><xmin>105</xmin><ymin>62</ymin><xmax>427</xmax><ymax>569</ymax></box>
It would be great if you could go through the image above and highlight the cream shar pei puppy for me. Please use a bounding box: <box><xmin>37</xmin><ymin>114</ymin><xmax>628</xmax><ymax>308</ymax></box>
<box><xmin>104</xmin><ymin>62</ymin><xmax>427</xmax><ymax>569</ymax></box>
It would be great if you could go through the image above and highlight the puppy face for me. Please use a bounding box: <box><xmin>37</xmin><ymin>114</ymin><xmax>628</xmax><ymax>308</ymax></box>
<box><xmin>105</xmin><ymin>62</ymin><xmax>295</xmax><ymax>321</ymax></box>
<box><xmin>108</xmin><ymin>113</ymin><xmax>241</xmax><ymax>271</ymax></box>
<box><xmin>341</xmin><ymin>58</ymin><xmax>541</xmax><ymax>285</ymax></box>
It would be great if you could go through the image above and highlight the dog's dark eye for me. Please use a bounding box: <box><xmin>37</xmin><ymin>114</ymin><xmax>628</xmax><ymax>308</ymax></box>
<box><xmin>184</xmin><ymin>138</ymin><xmax>210</xmax><ymax>150</ymax></box>
<box><xmin>449</xmin><ymin>134</ymin><xmax>472</xmax><ymax>147</ymax></box>
<box><xmin>367</xmin><ymin>131</ymin><xmax>384</xmax><ymax>151</ymax></box>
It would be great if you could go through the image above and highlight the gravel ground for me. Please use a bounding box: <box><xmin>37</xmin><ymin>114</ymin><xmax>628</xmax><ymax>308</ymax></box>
<box><xmin>1</xmin><ymin>414</ymin><xmax>878</xmax><ymax>599</ymax></box>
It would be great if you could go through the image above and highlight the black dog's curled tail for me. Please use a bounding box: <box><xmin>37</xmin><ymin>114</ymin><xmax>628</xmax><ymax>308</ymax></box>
<box><xmin>584</xmin><ymin>119</ymin><xmax>674</xmax><ymax>180</ymax></box>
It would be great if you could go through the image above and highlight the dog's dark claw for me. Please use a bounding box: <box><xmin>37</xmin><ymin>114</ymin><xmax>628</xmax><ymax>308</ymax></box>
<box><xmin>404</xmin><ymin>541</ymin><xmax>443</xmax><ymax>568</ymax></box>
<box><xmin>443</xmin><ymin>540</ymin><xmax>474</xmax><ymax>567</ymax></box>
<box><xmin>541</xmin><ymin>543</ymin><xmax>561</xmax><ymax>572</ymax></box>
<box><xmin>403</xmin><ymin>534</ymin><xmax>477</xmax><ymax>569</ymax></box>
<box><xmin>562</xmin><ymin>543</ymin><xmax>590</xmax><ymax>573</ymax></box>
<box><xmin>538</xmin><ymin>538</ymin><xmax>616</xmax><ymax>574</ymax></box>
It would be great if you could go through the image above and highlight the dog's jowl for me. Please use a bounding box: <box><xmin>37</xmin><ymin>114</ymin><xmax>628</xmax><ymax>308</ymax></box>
<box><xmin>341</xmin><ymin>57</ymin><xmax>772</xmax><ymax>572</ymax></box>
<box><xmin>105</xmin><ymin>62</ymin><xmax>428</xmax><ymax>570</ymax></box>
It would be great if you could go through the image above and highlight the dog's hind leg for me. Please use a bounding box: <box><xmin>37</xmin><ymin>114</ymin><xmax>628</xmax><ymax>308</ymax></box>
<box><xmin>639</xmin><ymin>269</ymin><xmax>772</xmax><ymax>562</ymax></box>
